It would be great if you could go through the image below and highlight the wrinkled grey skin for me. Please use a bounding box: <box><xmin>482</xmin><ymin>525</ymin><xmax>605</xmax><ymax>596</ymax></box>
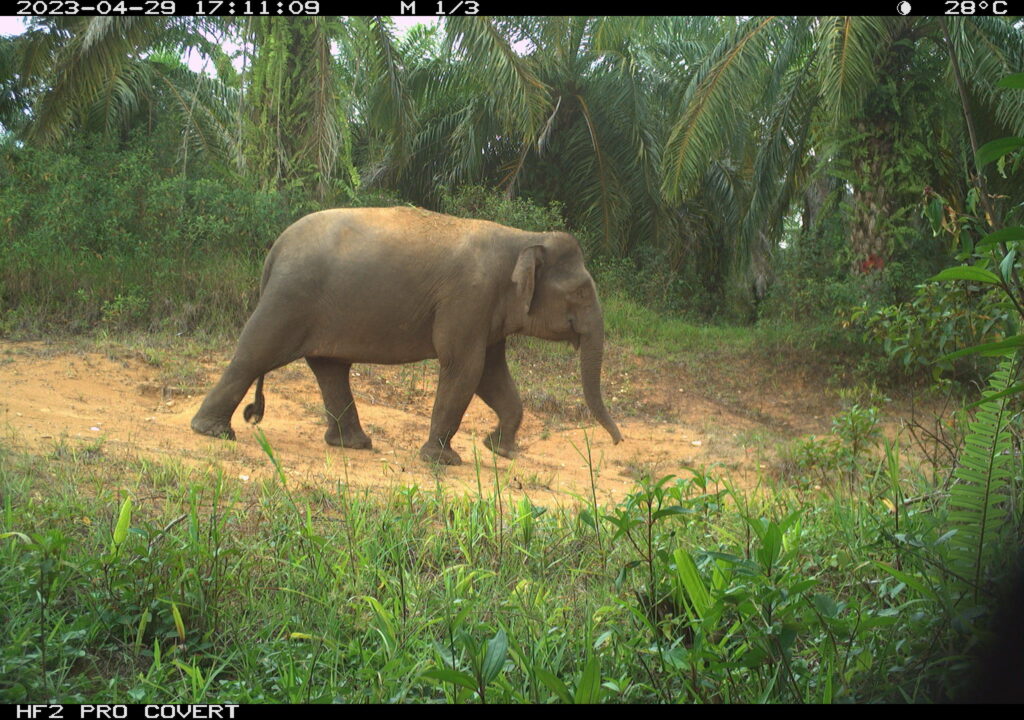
<box><xmin>191</xmin><ymin>207</ymin><xmax>622</xmax><ymax>465</ymax></box>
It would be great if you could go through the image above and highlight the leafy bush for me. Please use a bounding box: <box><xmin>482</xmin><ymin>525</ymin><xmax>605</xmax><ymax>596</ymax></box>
<box><xmin>850</xmin><ymin>280</ymin><xmax>1009</xmax><ymax>383</ymax></box>
<box><xmin>440</xmin><ymin>185</ymin><xmax>568</xmax><ymax>233</ymax></box>
<box><xmin>0</xmin><ymin>135</ymin><xmax>306</xmax><ymax>336</ymax></box>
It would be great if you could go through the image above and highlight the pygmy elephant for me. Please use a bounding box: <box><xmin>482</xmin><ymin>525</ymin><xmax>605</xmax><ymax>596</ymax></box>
<box><xmin>190</xmin><ymin>206</ymin><xmax>623</xmax><ymax>465</ymax></box>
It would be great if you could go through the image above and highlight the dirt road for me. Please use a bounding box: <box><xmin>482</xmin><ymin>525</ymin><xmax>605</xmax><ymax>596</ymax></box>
<box><xmin>0</xmin><ymin>340</ymin><xmax>852</xmax><ymax>504</ymax></box>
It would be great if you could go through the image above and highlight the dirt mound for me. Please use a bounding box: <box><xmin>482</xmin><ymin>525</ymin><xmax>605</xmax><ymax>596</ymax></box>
<box><xmin>0</xmin><ymin>340</ymin><xmax>849</xmax><ymax>504</ymax></box>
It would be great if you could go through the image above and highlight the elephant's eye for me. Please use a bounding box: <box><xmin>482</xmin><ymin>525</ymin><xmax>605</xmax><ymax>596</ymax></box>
<box><xmin>571</xmin><ymin>284</ymin><xmax>592</xmax><ymax>302</ymax></box>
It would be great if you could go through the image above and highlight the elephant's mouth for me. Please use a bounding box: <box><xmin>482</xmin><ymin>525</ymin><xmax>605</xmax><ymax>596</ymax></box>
<box><xmin>567</xmin><ymin>318</ymin><xmax>581</xmax><ymax>350</ymax></box>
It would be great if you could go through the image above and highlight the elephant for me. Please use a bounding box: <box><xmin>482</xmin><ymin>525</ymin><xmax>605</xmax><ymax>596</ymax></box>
<box><xmin>190</xmin><ymin>206</ymin><xmax>622</xmax><ymax>465</ymax></box>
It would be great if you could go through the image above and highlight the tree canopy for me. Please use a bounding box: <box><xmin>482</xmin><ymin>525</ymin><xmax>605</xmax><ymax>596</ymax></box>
<box><xmin>4</xmin><ymin>15</ymin><xmax>1024</xmax><ymax>317</ymax></box>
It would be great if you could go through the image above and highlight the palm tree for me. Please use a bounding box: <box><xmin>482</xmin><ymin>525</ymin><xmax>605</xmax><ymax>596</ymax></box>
<box><xmin>662</xmin><ymin>16</ymin><xmax>1024</xmax><ymax>276</ymax></box>
<box><xmin>240</xmin><ymin>17</ymin><xmax>356</xmax><ymax>199</ymax></box>
<box><xmin>0</xmin><ymin>33</ymin><xmax>35</xmax><ymax>137</ymax></box>
<box><xmin>18</xmin><ymin>17</ymin><xmax>230</xmax><ymax>147</ymax></box>
<box><xmin>385</xmin><ymin>17</ymin><xmax>705</xmax><ymax>261</ymax></box>
<box><xmin>10</xmin><ymin>16</ymin><xmax>407</xmax><ymax>200</ymax></box>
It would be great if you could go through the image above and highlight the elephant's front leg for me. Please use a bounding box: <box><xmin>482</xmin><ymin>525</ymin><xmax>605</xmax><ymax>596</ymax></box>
<box><xmin>306</xmin><ymin>357</ymin><xmax>372</xmax><ymax>450</ymax></box>
<box><xmin>475</xmin><ymin>340</ymin><xmax>523</xmax><ymax>458</ymax></box>
<box><xmin>421</xmin><ymin>342</ymin><xmax>486</xmax><ymax>466</ymax></box>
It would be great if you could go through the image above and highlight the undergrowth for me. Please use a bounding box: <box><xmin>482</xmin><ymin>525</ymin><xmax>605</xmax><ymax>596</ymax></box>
<box><xmin>1</xmin><ymin>409</ymin><xmax>1018</xmax><ymax>703</ymax></box>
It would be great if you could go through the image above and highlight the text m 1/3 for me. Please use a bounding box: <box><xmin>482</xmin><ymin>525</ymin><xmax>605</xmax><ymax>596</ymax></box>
<box><xmin>398</xmin><ymin>1</ymin><xmax>481</xmax><ymax>14</ymax></box>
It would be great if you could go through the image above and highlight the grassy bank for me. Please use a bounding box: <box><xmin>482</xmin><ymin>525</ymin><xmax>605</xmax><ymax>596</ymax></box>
<box><xmin>0</xmin><ymin>430</ymin><xmax>996</xmax><ymax>703</ymax></box>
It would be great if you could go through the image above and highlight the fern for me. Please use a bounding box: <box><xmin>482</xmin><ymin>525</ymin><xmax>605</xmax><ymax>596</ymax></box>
<box><xmin>948</xmin><ymin>356</ymin><xmax>1016</xmax><ymax>600</ymax></box>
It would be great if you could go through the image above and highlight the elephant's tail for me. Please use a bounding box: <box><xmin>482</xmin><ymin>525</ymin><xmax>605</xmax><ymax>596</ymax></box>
<box><xmin>242</xmin><ymin>375</ymin><xmax>266</xmax><ymax>424</ymax></box>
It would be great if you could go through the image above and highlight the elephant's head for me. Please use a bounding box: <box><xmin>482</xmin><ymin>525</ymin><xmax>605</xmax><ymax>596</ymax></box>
<box><xmin>510</xmin><ymin>233</ymin><xmax>623</xmax><ymax>444</ymax></box>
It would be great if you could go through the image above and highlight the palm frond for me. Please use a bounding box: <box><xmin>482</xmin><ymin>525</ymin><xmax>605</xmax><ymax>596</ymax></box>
<box><xmin>661</xmin><ymin>16</ymin><xmax>778</xmax><ymax>203</ymax></box>
<box><xmin>812</xmin><ymin>16</ymin><xmax>889</xmax><ymax>129</ymax></box>
<box><xmin>444</xmin><ymin>16</ymin><xmax>551</xmax><ymax>144</ymax></box>
<box><xmin>949</xmin><ymin>356</ymin><xmax>1016</xmax><ymax>600</ymax></box>
<box><xmin>24</xmin><ymin>17</ymin><xmax>178</xmax><ymax>144</ymax></box>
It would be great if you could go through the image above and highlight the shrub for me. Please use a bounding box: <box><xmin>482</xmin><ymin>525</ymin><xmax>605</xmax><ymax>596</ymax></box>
<box><xmin>0</xmin><ymin>136</ymin><xmax>303</xmax><ymax>336</ymax></box>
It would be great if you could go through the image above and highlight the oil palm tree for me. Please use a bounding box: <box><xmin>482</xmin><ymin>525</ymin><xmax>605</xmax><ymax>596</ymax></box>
<box><xmin>391</xmin><ymin>17</ymin><xmax>706</xmax><ymax>261</ymax></box>
<box><xmin>662</xmin><ymin>16</ymin><xmax>1024</xmax><ymax>275</ymax></box>
<box><xmin>11</xmin><ymin>16</ymin><xmax>403</xmax><ymax>200</ymax></box>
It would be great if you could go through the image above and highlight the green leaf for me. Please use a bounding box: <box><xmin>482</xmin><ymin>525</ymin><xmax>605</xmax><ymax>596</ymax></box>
<box><xmin>135</xmin><ymin>609</ymin><xmax>151</xmax><ymax>650</ymax></box>
<box><xmin>930</xmin><ymin>266</ymin><xmax>1002</xmax><ymax>285</ymax></box>
<box><xmin>976</xmin><ymin>227</ymin><xmax>1024</xmax><ymax>252</ymax></box>
<box><xmin>579</xmin><ymin>509</ymin><xmax>595</xmax><ymax>529</ymax></box>
<box><xmin>965</xmin><ymin>383</ymin><xmax>1024</xmax><ymax>410</ymax></box>
<box><xmin>171</xmin><ymin>602</ymin><xmax>185</xmax><ymax>641</ymax></box>
<box><xmin>812</xmin><ymin>593</ymin><xmax>838</xmax><ymax>619</ymax></box>
<box><xmin>924</xmin><ymin>196</ymin><xmax>944</xmax><ymax>235</ymax></box>
<box><xmin>363</xmin><ymin>596</ymin><xmax>398</xmax><ymax>657</ymax></box>
<box><xmin>757</xmin><ymin>522</ymin><xmax>783</xmax><ymax>571</ymax></box>
<box><xmin>938</xmin><ymin>334</ymin><xmax>1024</xmax><ymax>362</ymax></box>
<box><xmin>574</xmin><ymin>656</ymin><xmax>602</xmax><ymax>704</ymax></box>
<box><xmin>977</xmin><ymin>137</ymin><xmax>1024</xmax><ymax>168</ymax></box>
<box><xmin>535</xmin><ymin>667</ymin><xmax>573</xmax><ymax>704</ymax></box>
<box><xmin>1001</xmin><ymin>249</ymin><xmax>1018</xmax><ymax>283</ymax></box>
<box><xmin>421</xmin><ymin>667</ymin><xmax>479</xmax><ymax>691</ymax></box>
<box><xmin>0</xmin><ymin>531</ymin><xmax>31</xmax><ymax>544</ymax></box>
<box><xmin>788</xmin><ymin>578</ymin><xmax>819</xmax><ymax>595</ymax></box>
<box><xmin>652</xmin><ymin>506</ymin><xmax>694</xmax><ymax>520</ymax></box>
<box><xmin>872</xmin><ymin>561</ymin><xmax>936</xmax><ymax>600</ymax></box>
<box><xmin>996</xmin><ymin>73</ymin><xmax>1024</xmax><ymax>89</ymax></box>
<box><xmin>481</xmin><ymin>629</ymin><xmax>508</xmax><ymax>686</ymax></box>
<box><xmin>112</xmin><ymin>496</ymin><xmax>133</xmax><ymax>551</ymax></box>
<box><xmin>674</xmin><ymin>548</ymin><xmax>712</xmax><ymax>619</ymax></box>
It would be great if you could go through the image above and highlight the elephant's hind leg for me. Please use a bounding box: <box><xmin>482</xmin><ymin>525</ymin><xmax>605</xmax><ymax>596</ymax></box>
<box><xmin>306</xmin><ymin>357</ymin><xmax>372</xmax><ymax>450</ymax></box>
<box><xmin>191</xmin><ymin>303</ymin><xmax>306</xmax><ymax>440</ymax></box>
<box><xmin>475</xmin><ymin>341</ymin><xmax>522</xmax><ymax>459</ymax></box>
<box><xmin>191</xmin><ymin>358</ymin><xmax>271</xmax><ymax>441</ymax></box>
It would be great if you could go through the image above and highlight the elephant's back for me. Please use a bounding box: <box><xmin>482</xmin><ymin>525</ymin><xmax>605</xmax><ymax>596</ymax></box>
<box><xmin>254</xmin><ymin>207</ymin><xmax>490</xmax><ymax>364</ymax></box>
<box><xmin>278</xmin><ymin>207</ymin><xmax>471</xmax><ymax>246</ymax></box>
<box><xmin>275</xmin><ymin>206</ymin><xmax>533</xmax><ymax>256</ymax></box>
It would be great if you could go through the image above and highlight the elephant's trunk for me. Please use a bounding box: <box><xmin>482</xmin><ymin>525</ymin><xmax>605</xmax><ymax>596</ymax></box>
<box><xmin>579</xmin><ymin>314</ymin><xmax>622</xmax><ymax>444</ymax></box>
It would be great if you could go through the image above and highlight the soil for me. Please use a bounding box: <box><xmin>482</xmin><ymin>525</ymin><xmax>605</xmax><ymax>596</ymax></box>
<box><xmin>0</xmin><ymin>339</ymin><xmax>917</xmax><ymax>505</ymax></box>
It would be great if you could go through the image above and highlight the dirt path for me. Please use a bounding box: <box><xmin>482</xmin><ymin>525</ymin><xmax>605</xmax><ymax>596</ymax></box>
<box><xmin>0</xmin><ymin>340</ymin><xmax>867</xmax><ymax>504</ymax></box>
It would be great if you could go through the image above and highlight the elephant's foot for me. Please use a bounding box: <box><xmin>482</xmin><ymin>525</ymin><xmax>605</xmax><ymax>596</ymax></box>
<box><xmin>191</xmin><ymin>414</ymin><xmax>236</xmax><ymax>441</ymax></box>
<box><xmin>419</xmin><ymin>441</ymin><xmax>462</xmax><ymax>466</ymax></box>
<box><xmin>325</xmin><ymin>427</ymin><xmax>373</xmax><ymax>450</ymax></box>
<box><xmin>483</xmin><ymin>431</ymin><xmax>516</xmax><ymax>459</ymax></box>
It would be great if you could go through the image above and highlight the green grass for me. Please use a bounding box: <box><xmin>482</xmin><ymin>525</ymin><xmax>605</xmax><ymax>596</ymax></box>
<box><xmin>603</xmin><ymin>293</ymin><xmax>756</xmax><ymax>360</ymax></box>
<box><xmin>0</xmin><ymin>427</ymin><xmax>1007</xmax><ymax>703</ymax></box>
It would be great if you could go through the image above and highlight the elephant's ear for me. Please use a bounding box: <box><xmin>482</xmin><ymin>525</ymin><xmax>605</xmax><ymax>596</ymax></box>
<box><xmin>511</xmin><ymin>245</ymin><xmax>545</xmax><ymax>322</ymax></box>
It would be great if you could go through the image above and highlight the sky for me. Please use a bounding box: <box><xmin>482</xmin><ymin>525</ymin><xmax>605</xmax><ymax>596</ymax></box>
<box><xmin>0</xmin><ymin>16</ymin><xmax>28</xmax><ymax>36</ymax></box>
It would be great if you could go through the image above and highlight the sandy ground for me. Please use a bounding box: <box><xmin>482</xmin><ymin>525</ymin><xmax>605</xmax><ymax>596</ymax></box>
<box><xmin>0</xmin><ymin>339</ymin><xmax>868</xmax><ymax>505</ymax></box>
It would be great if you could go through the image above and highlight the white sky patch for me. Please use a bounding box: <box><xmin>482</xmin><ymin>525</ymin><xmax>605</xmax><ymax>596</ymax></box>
<box><xmin>0</xmin><ymin>15</ymin><xmax>438</xmax><ymax>37</ymax></box>
<box><xmin>392</xmin><ymin>16</ymin><xmax>440</xmax><ymax>35</ymax></box>
<box><xmin>181</xmin><ymin>17</ymin><xmax>442</xmax><ymax>75</ymax></box>
<box><xmin>0</xmin><ymin>16</ymin><xmax>29</xmax><ymax>36</ymax></box>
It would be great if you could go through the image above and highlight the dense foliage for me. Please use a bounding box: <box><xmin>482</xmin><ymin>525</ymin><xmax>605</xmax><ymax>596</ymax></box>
<box><xmin>3</xmin><ymin>16</ymin><xmax>1023</xmax><ymax>326</ymax></box>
